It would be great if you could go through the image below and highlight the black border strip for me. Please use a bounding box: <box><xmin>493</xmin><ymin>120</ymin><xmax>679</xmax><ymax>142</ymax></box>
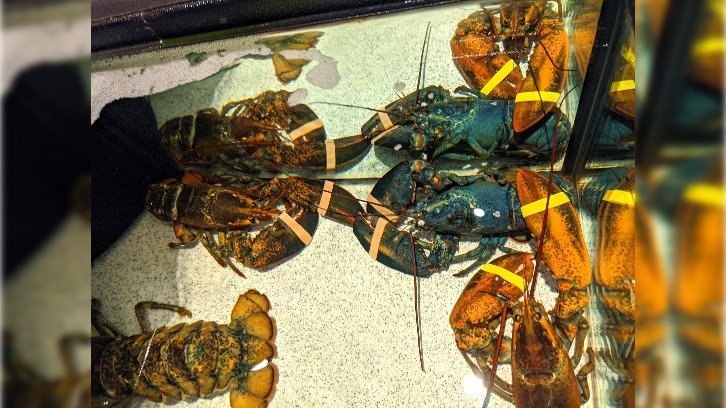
<box><xmin>92</xmin><ymin>0</ymin><xmax>462</xmax><ymax>58</ymax></box>
<box><xmin>562</xmin><ymin>0</ymin><xmax>626</xmax><ymax>179</ymax></box>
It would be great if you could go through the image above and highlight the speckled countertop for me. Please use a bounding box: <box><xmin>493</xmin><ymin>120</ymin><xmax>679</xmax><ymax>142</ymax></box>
<box><xmin>91</xmin><ymin>1</ymin><xmax>604</xmax><ymax>407</ymax></box>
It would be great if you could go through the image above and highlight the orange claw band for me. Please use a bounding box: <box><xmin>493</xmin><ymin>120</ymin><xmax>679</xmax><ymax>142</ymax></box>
<box><xmin>317</xmin><ymin>180</ymin><xmax>334</xmax><ymax>216</ymax></box>
<box><xmin>378</xmin><ymin>111</ymin><xmax>394</xmax><ymax>130</ymax></box>
<box><xmin>367</xmin><ymin>194</ymin><xmax>399</xmax><ymax>222</ymax></box>
<box><xmin>325</xmin><ymin>139</ymin><xmax>336</xmax><ymax>170</ymax></box>
<box><xmin>515</xmin><ymin>91</ymin><xmax>560</xmax><ymax>103</ymax></box>
<box><xmin>289</xmin><ymin>118</ymin><xmax>324</xmax><ymax>141</ymax></box>
<box><xmin>481</xmin><ymin>59</ymin><xmax>517</xmax><ymax>96</ymax></box>
<box><xmin>520</xmin><ymin>192</ymin><xmax>570</xmax><ymax>217</ymax></box>
<box><xmin>603</xmin><ymin>189</ymin><xmax>636</xmax><ymax>206</ymax></box>
<box><xmin>368</xmin><ymin>217</ymin><xmax>388</xmax><ymax>259</ymax></box>
<box><xmin>482</xmin><ymin>262</ymin><xmax>525</xmax><ymax>291</ymax></box>
<box><xmin>279</xmin><ymin>212</ymin><xmax>313</xmax><ymax>245</ymax></box>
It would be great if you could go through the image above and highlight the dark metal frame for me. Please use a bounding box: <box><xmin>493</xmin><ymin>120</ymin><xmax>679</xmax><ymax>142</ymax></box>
<box><xmin>91</xmin><ymin>0</ymin><xmax>462</xmax><ymax>58</ymax></box>
<box><xmin>562</xmin><ymin>0</ymin><xmax>627</xmax><ymax>179</ymax></box>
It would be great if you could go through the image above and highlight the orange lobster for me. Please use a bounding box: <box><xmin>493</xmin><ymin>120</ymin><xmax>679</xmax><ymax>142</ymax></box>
<box><xmin>451</xmin><ymin>1</ymin><xmax>569</xmax><ymax>133</ymax></box>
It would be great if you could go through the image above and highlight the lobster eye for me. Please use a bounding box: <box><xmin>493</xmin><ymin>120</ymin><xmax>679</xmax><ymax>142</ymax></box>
<box><xmin>514</xmin><ymin>314</ymin><xmax>522</xmax><ymax>322</ymax></box>
<box><xmin>534</xmin><ymin>312</ymin><xmax>542</xmax><ymax>320</ymax></box>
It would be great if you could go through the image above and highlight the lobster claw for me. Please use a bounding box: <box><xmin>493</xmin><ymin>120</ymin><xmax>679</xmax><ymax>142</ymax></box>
<box><xmin>512</xmin><ymin>13</ymin><xmax>568</xmax><ymax>133</ymax></box>
<box><xmin>450</xmin><ymin>10</ymin><xmax>523</xmax><ymax>100</ymax></box>
<box><xmin>366</xmin><ymin>161</ymin><xmax>416</xmax><ymax>219</ymax></box>
<box><xmin>250</xmin><ymin>133</ymin><xmax>374</xmax><ymax>171</ymax></box>
<box><xmin>515</xmin><ymin>169</ymin><xmax>590</xmax><ymax>344</ymax></box>
<box><xmin>353</xmin><ymin>214</ymin><xmax>439</xmax><ymax>277</ymax></box>
<box><xmin>510</xmin><ymin>105</ymin><xmax>571</xmax><ymax>158</ymax></box>
<box><xmin>279</xmin><ymin>177</ymin><xmax>364</xmax><ymax>226</ymax></box>
<box><xmin>227</xmin><ymin>208</ymin><xmax>319</xmax><ymax>271</ymax></box>
<box><xmin>450</xmin><ymin>252</ymin><xmax>535</xmax><ymax>355</ymax></box>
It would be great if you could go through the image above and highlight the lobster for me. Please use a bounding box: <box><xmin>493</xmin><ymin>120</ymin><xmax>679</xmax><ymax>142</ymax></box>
<box><xmin>450</xmin><ymin>1</ymin><xmax>569</xmax><ymax>134</ymax></box>
<box><xmin>582</xmin><ymin>168</ymin><xmax>640</xmax><ymax>407</ymax></box>
<box><xmin>353</xmin><ymin>160</ymin><xmax>590</xmax><ymax>349</ymax></box>
<box><xmin>359</xmin><ymin>85</ymin><xmax>570</xmax><ymax>162</ymax></box>
<box><xmin>158</xmin><ymin>90</ymin><xmax>374</xmax><ymax>174</ymax></box>
<box><xmin>91</xmin><ymin>290</ymin><xmax>276</xmax><ymax>408</ymax></box>
<box><xmin>450</xmin><ymin>252</ymin><xmax>594</xmax><ymax>407</ymax></box>
<box><xmin>146</xmin><ymin>172</ymin><xmax>363</xmax><ymax>274</ymax></box>
<box><xmin>672</xmin><ymin>162</ymin><xmax>723</xmax><ymax>407</ymax></box>
<box><xmin>4</xmin><ymin>333</ymin><xmax>91</xmax><ymax>408</ymax></box>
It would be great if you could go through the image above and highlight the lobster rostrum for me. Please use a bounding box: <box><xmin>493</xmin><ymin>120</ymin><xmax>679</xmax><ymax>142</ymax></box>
<box><xmin>158</xmin><ymin>90</ymin><xmax>374</xmax><ymax>174</ymax></box>
<box><xmin>450</xmin><ymin>252</ymin><xmax>594</xmax><ymax>407</ymax></box>
<box><xmin>146</xmin><ymin>172</ymin><xmax>363</xmax><ymax>274</ymax></box>
<box><xmin>353</xmin><ymin>161</ymin><xmax>590</xmax><ymax>347</ymax></box>
<box><xmin>359</xmin><ymin>85</ymin><xmax>571</xmax><ymax>162</ymax></box>
<box><xmin>91</xmin><ymin>290</ymin><xmax>276</xmax><ymax>407</ymax></box>
<box><xmin>450</xmin><ymin>0</ymin><xmax>569</xmax><ymax>133</ymax></box>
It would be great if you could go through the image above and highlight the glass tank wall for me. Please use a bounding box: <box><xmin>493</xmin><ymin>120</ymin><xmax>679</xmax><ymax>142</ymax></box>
<box><xmin>91</xmin><ymin>1</ymin><xmax>636</xmax><ymax>407</ymax></box>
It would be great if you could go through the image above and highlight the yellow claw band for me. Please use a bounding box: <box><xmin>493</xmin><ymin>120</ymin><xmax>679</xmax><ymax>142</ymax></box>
<box><xmin>481</xmin><ymin>59</ymin><xmax>516</xmax><ymax>96</ymax></box>
<box><xmin>603</xmin><ymin>189</ymin><xmax>636</xmax><ymax>206</ymax></box>
<box><xmin>279</xmin><ymin>212</ymin><xmax>313</xmax><ymax>245</ymax></box>
<box><xmin>325</xmin><ymin>139</ymin><xmax>336</xmax><ymax>170</ymax></box>
<box><xmin>520</xmin><ymin>192</ymin><xmax>570</xmax><ymax>217</ymax></box>
<box><xmin>289</xmin><ymin>118</ymin><xmax>323</xmax><ymax>141</ymax></box>
<box><xmin>317</xmin><ymin>180</ymin><xmax>334</xmax><ymax>216</ymax></box>
<box><xmin>378</xmin><ymin>111</ymin><xmax>394</xmax><ymax>130</ymax></box>
<box><xmin>684</xmin><ymin>183</ymin><xmax>724</xmax><ymax>207</ymax></box>
<box><xmin>610</xmin><ymin>80</ymin><xmax>635</xmax><ymax>93</ymax></box>
<box><xmin>482</xmin><ymin>263</ymin><xmax>525</xmax><ymax>291</ymax></box>
<box><xmin>693</xmin><ymin>37</ymin><xmax>725</xmax><ymax>55</ymax></box>
<box><xmin>368</xmin><ymin>217</ymin><xmax>389</xmax><ymax>260</ymax></box>
<box><xmin>515</xmin><ymin>91</ymin><xmax>560</xmax><ymax>103</ymax></box>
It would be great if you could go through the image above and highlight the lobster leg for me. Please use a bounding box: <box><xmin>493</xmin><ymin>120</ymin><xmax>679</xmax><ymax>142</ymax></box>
<box><xmin>577</xmin><ymin>347</ymin><xmax>596</xmax><ymax>403</ymax></box>
<box><xmin>450</xmin><ymin>236</ymin><xmax>510</xmax><ymax>263</ymax></box>
<box><xmin>478</xmin><ymin>362</ymin><xmax>516</xmax><ymax>402</ymax></box>
<box><xmin>92</xmin><ymin>299</ymin><xmax>123</xmax><ymax>337</ymax></box>
<box><xmin>169</xmin><ymin>222</ymin><xmax>197</xmax><ymax>248</ymax></box>
<box><xmin>197</xmin><ymin>231</ymin><xmax>247</xmax><ymax>277</ymax></box>
<box><xmin>134</xmin><ymin>301</ymin><xmax>192</xmax><ymax>332</ymax></box>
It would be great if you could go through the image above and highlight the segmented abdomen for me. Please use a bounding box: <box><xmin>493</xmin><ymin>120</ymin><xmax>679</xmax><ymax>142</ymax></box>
<box><xmin>95</xmin><ymin>321</ymin><xmax>273</xmax><ymax>403</ymax></box>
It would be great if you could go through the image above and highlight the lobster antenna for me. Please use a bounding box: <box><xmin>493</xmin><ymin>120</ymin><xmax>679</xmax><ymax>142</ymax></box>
<box><xmin>309</xmin><ymin>101</ymin><xmax>408</xmax><ymax>120</ymax></box>
<box><xmin>408</xmin><ymin>231</ymin><xmax>426</xmax><ymax>372</ymax></box>
<box><xmin>527</xmin><ymin>108</ymin><xmax>564</xmax><ymax>298</ymax></box>
<box><xmin>535</xmin><ymin>39</ymin><xmax>577</xmax><ymax>73</ymax></box>
<box><xmin>482</xmin><ymin>306</ymin><xmax>509</xmax><ymax>408</ymax></box>
<box><xmin>414</xmin><ymin>22</ymin><xmax>432</xmax><ymax>107</ymax></box>
<box><xmin>524</xmin><ymin>67</ymin><xmax>578</xmax><ymax>297</ymax></box>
